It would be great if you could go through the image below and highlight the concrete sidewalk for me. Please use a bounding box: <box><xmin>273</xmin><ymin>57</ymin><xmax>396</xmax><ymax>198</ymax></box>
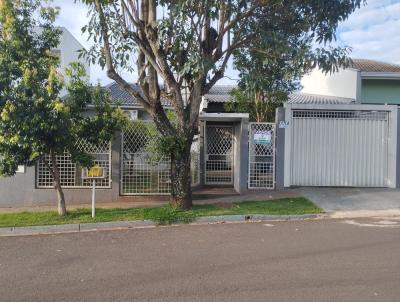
<box><xmin>300</xmin><ymin>187</ymin><xmax>400</xmax><ymax>212</ymax></box>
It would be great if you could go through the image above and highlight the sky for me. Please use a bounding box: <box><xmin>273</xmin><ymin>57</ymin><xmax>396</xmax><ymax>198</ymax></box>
<box><xmin>53</xmin><ymin>0</ymin><xmax>400</xmax><ymax>85</ymax></box>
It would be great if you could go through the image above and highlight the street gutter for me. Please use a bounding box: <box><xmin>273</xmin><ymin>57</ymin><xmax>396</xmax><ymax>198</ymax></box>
<box><xmin>0</xmin><ymin>214</ymin><xmax>322</xmax><ymax>237</ymax></box>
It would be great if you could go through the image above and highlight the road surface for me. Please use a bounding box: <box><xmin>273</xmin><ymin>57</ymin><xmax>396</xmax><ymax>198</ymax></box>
<box><xmin>1</xmin><ymin>218</ymin><xmax>400</xmax><ymax>302</ymax></box>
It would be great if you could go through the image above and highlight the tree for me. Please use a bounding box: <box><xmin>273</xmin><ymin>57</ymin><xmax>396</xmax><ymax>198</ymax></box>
<box><xmin>0</xmin><ymin>0</ymin><xmax>125</xmax><ymax>215</ymax></box>
<box><xmin>80</xmin><ymin>0</ymin><xmax>364</xmax><ymax>209</ymax></box>
<box><xmin>225</xmin><ymin>5</ymin><xmax>354</xmax><ymax>122</ymax></box>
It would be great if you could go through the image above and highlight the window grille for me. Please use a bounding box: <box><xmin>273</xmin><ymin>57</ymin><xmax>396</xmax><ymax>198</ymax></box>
<box><xmin>36</xmin><ymin>140</ymin><xmax>111</xmax><ymax>188</ymax></box>
<box><xmin>292</xmin><ymin>110</ymin><xmax>388</xmax><ymax>121</ymax></box>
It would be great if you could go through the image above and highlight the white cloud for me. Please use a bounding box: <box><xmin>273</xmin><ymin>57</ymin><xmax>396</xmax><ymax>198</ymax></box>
<box><xmin>338</xmin><ymin>0</ymin><xmax>400</xmax><ymax>64</ymax></box>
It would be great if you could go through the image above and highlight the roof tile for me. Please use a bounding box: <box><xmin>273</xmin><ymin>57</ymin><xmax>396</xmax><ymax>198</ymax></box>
<box><xmin>351</xmin><ymin>59</ymin><xmax>400</xmax><ymax>73</ymax></box>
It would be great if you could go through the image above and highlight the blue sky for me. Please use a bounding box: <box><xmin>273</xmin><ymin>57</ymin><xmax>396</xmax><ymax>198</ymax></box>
<box><xmin>54</xmin><ymin>0</ymin><xmax>400</xmax><ymax>85</ymax></box>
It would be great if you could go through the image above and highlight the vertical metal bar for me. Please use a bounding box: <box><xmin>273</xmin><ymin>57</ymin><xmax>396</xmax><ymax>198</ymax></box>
<box><xmin>272</xmin><ymin>123</ymin><xmax>276</xmax><ymax>189</ymax></box>
<box><xmin>120</xmin><ymin>129</ymin><xmax>124</xmax><ymax>195</ymax></box>
<box><xmin>231</xmin><ymin>125</ymin><xmax>234</xmax><ymax>184</ymax></box>
<box><xmin>247</xmin><ymin>123</ymin><xmax>252</xmax><ymax>189</ymax></box>
<box><xmin>204</xmin><ymin>121</ymin><xmax>207</xmax><ymax>184</ymax></box>
<box><xmin>92</xmin><ymin>179</ymin><xmax>96</xmax><ymax>218</ymax></box>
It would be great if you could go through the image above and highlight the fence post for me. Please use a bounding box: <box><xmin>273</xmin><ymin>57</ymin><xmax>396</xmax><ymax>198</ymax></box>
<box><xmin>275</xmin><ymin>107</ymin><xmax>286</xmax><ymax>190</ymax></box>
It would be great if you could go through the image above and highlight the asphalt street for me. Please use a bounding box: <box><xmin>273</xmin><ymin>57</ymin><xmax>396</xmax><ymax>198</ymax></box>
<box><xmin>1</xmin><ymin>218</ymin><xmax>400</xmax><ymax>302</ymax></box>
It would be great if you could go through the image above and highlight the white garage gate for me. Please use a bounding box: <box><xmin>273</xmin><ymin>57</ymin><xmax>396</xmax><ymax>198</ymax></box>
<box><xmin>287</xmin><ymin>107</ymin><xmax>393</xmax><ymax>187</ymax></box>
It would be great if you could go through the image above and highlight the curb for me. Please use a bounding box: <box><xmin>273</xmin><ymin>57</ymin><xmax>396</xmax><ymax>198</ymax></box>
<box><xmin>0</xmin><ymin>214</ymin><xmax>321</xmax><ymax>237</ymax></box>
<box><xmin>194</xmin><ymin>214</ymin><xmax>319</xmax><ymax>223</ymax></box>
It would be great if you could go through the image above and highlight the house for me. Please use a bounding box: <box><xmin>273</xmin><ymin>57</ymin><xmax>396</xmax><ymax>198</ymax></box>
<box><xmin>1</xmin><ymin>27</ymin><xmax>400</xmax><ymax>210</ymax></box>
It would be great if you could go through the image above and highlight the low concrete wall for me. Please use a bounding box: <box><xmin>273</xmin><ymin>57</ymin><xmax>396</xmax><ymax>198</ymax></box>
<box><xmin>0</xmin><ymin>167</ymin><xmax>117</xmax><ymax>208</ymax></box>
<box><xmin>0</xmin><ymin>134</ymin><xmax>168</xmax><ymax>208</ymax></box>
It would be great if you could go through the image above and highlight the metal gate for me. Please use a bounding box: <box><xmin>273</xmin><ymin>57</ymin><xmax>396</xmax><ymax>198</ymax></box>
<box><xmin>205</xmin><ymin>125</ymin><xmax>234</xmax><ymax>184</ymax></box>
<box><xmin>248</xmin><ymin>123</ymin><xmax>275</xmax><ymax>189</ymax></box>
<box><xmin>121</xmin><ymin>121</ymin><xmax>200</xmax><ymax>195</ymax></box>
<box><xmin>291</xmin><ymin>110</ymin><xmax>389</xmax><ymax>187</ymax></box>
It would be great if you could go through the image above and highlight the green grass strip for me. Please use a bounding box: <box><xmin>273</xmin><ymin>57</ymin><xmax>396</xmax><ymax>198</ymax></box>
<box><xmin>0</xmin><ymin>197</ymin><xmax>322</xmax><ymax>228</ymax></box>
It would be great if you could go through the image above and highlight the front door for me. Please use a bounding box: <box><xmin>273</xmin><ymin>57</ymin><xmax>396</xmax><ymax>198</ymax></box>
<box><xmin>205</xmin><ymin>125</ymin><xmax>234</xmax><ymax>185</ymax></box>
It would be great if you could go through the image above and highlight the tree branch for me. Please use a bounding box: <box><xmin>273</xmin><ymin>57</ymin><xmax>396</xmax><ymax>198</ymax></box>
<box><xmin>94</xmin><ymin>0</ymin><xmax>151</xmax><ymax>111</ymax></box>
<box><xmin>204</xmin><ymin>37</ymin><xmax>249</xmax><ymax>93</ymax></box>
<box><xmin>214</xmin><ymin>2</ymin><xmax>259</xmax><ymax>56</ymax></box>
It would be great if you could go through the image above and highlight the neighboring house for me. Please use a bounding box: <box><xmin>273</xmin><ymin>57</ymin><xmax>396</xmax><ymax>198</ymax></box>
<box><xmin>56</xmin><ymin>27</ymin><xmax>90</xmax><ymax>96</ymax></box>
<box><xmin>300</xmin><ymin>58</ymin><xmax>400</xmax><ymax>104</ymax></box>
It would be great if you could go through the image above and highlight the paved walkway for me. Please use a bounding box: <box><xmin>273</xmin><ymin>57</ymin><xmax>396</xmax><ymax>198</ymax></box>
<box><xmin>300</xmin><ymin>187</ymin><xmax>400</xmax><ymax>212</ymax></box>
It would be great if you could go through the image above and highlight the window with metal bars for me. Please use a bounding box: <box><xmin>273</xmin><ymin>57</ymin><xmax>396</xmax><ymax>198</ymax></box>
<box><xmin>36</xmin><ymin>140</ymin><xmax>112</xmax><ymax>188</ymax></box>
<box><xmin>292</xmin><ymin>110</ymin><xmax>388</xmax><ymax>120</ymax></box>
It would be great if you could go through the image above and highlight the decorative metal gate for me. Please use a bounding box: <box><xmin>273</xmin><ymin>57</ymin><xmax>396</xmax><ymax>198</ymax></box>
<box><xmin>205</xmin><ymin>125</ymin><xmax>234</xmax><ymax>184</ymax></box>
<box><xmin>248</xmin><ymin>123</ymin><xmax>275</xmax><ymax>189</ymax></box>
<box><xmin>121</xmin><ymin>121</ymin><xmax>200</xmax><ymax>195</ymax></box>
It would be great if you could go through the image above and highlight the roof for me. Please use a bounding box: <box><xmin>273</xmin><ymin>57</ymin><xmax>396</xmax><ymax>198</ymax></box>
<box><xmin>287</xmin><ymin>93</ymin><xmax>355</xmax><ymax>105</ymax></box>
<box><xmin>106</xmin><ymin>82</ymin><xmax>236</xmax><ymax>106</ymax></box>
<box><xmin>203</xmin><ymin>85</ymin><xmax>356</xmax><ymax>105</ymax></box>
<box><xmin>351</xmin><ymin>59</ymin><xmax>400</xmax><ymax>73</ymax></box>
<box><xmin>106</xmin><ymin>82</ymin><xmax>355</xmax><ymax>107</ymax></box>
<box><xmin>105</xmin><ymin>82</ymin><xmax>171</xmax><ymax>107</ymax></box>
<box><xmin>203</xmin><ymin>85</ymin><xmax>235</xmax><ymax>103</ymax></box>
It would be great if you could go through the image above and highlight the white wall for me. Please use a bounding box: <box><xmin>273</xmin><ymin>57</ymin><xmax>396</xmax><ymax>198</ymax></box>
<box><xmin>57</xmin><ymin>27</ymin><xmax>89</xmax><ymax>96</ymax></box>
<box><xmin>301</xmin><ymin>68</ymin><xmax>360</xmax><ymax>100</ymax></box>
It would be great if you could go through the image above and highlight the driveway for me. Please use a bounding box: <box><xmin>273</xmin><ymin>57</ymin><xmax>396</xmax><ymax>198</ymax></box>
<box><xmin>300</xmin><ymin>187</ymin><xmax>400</xmax><ymax>212</ymax></box>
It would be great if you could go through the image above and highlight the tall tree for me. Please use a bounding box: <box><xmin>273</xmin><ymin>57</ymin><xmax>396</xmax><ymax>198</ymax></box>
<box><xmin>226</xmin><ymin>6</ymin><xmax>353</xmax><ymax>122</ymax></box>
<box><xmin>80</xmin><ymin>0</ymin><xmax>363</xmax><ymax>209</ymax></box>
<box><xmin>0</xmin><ymin>0</ymin><xmax>124</xmax><ymax>215</ymax></box>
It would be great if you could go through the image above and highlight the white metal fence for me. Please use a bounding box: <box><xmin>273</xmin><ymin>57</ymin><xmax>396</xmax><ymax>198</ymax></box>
<box><xmin>248</xmin><ymin>122</ymin><xmax>275</xmax><ymax>189</ymax></box>
<box><xmin>36</xmin><ymin>140</ymin><xmax>111</xmax><ymax>188</ymax></box>
<box><xmin>120</xmin><ymin>122</ymin><xmax>200</xmax><ymax>195</ymax></box>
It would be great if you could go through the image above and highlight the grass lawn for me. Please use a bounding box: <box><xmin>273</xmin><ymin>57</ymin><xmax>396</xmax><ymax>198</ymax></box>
<box><xmin>0</xmin><ymin>197</ymin><xmax>322</xmax><ymax>228</ymax></box>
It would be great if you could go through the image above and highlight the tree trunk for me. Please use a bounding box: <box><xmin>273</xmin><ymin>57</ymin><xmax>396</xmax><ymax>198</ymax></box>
<box><xmin>170</xmin><ymin>145</ymin><xmax>192</xmax><ymax>209</ymax></box>
<box><xmin>49</xmin><ymin>151</ymin><xmax>67</xmax><ymax>216</ymax></box>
